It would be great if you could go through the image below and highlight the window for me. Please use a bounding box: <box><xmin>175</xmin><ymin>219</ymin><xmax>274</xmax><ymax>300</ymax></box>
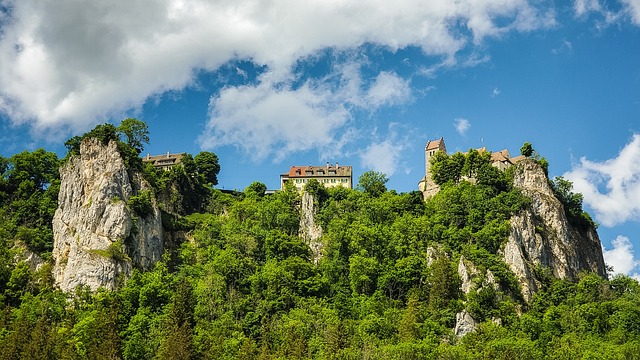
<box><xmin>329</xmin><ymin>170</ymin><xmax>336</xmax><ymax>175</ymax></box>
<box><xmin>306</xmin><ymin>170</ymin><xmax>313</xmax><ymax>175</ymax></box>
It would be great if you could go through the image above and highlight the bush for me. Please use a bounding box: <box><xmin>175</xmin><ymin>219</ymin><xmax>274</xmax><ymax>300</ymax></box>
<box><xmin>128</xmin><ymin>190</ymin><xmax>153</xmax><ymax>218</ymax></box>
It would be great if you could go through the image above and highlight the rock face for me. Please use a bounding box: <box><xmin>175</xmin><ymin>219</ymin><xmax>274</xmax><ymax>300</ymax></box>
<box><xmin>52</xmin><ymin>138</ymin><xmax>163</xmax><ymax>292</ymax></box>
<box><xmin>299</xmin><ymin>191</ymin><xmax>324</xmax><ymax>263</ymax></box>
<box><xmin>454</xmin><ymin>310</ymin><xmax>479</xmax><ymax>337</ymax></box>
<box><xmin>502</xmin><ymin>159</ymin><xmax>607</xmax><ymax>301</ymax></box>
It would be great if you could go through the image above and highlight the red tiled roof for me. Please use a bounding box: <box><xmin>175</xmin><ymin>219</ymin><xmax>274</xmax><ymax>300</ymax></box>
<box><xmin>284</xmin><ymin>164</ymin><xmax>352</xmax><ymax>177</ymax></box>
<box><xmin>426</xmin><ymin>138</ymin><xmax>445</xmax><ymax>151</ymax></box>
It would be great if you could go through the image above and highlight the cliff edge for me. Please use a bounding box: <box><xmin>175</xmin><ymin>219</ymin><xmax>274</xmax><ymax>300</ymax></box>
<box><xmin>502</xmin><ymin>159</ymin><xmax>607</xmax><ymax>301</ymax></box>
<box><xmin>52</xmin><ymin>138</ymin><xmax>163</xmax><ymax>291</ymax></box>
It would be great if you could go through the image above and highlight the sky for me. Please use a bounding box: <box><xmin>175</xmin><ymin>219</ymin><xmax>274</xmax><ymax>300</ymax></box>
<box><xmin>0</xmin><ymin>0</ymin><xmax>639</xmax><ymax>277</ymax></box>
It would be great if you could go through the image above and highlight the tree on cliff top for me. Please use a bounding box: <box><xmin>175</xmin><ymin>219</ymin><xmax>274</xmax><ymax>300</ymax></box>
<box><xmin>64</xmin><ymin>118</ymin><xmax>149</xmax><ymax>157</ymax></box>
<box><xmin>194</xmin><ymin>151</ymin><xmax>220</xmax><ymax>186</ymax></box>
<box><xmin>117</xmin><ymin>118</ymin><xmax>150</xmax><ymax>155</ymax></box>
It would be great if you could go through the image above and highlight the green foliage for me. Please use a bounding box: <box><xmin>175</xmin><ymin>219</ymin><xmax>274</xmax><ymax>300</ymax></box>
<box><xmin>304</xmin><ymin>178</ymin><xmax>329</xmax><ymax>205</ymax></box>
<box><xmin>1</xmin><ymin>135</ymin><xmax>622</xmax><ymax>359</ymax></box>
<box><xmin>194</xmin><ymin>151</ymin><xmax>220</xmax><ymax>186</ymax></box>
<box><xmin>87</xmin><ymin>239</ymin><xmax>130</xmax><ymax>262</ymax></box>
<box><xmin>520</xmin><ymin>142</ymin><xmax>534</xmax><ymax>157</ymax></box>
<box><xmin>357</xmin><ymin>170</ymin><xmax>388</xmax><ymax>197</ymax></box>
<box><xmin>128</xmin><ymin>189</ymin><xmax>153</xmax><ymax>218</ymax></box>
<box><xmin>0</xmin><ymin>149</ymin><xmax>60</xmax><ymax>255</ymax></box>
<box><xmin>551</xmin><ymin>176</ymin><xmax>598</xmax><ymax>230</ymax></box>
<box><xmin>244</xmin><ymin>181</ymin><xmax>267</xmax><ymax>198</ymax></box>
<box><xmin>117</xmin><ymin>117</ymin><xmax>150</xmax><ymax>154</ymax></box>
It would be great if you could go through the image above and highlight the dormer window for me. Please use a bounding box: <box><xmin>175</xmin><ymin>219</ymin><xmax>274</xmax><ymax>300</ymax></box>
<box><xmin>305</xmin><ymin>170</ymin><xmax>313</xmax><ymax>175</ymax></box>
<box><xmin>317</xmin><ymin>170</ymin><xmax>324</xmax><ymax>175</ymax></box>
<box><xmin>329</xmin><ymin>170</ymin><xmax>336</xmax><ymax>175</ymax></box>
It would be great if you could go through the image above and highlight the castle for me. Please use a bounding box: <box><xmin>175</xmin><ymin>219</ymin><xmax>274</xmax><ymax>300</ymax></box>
<box><xmin>418</xmin><ymin>138</ymin><xmax>525</xmax><ymax>199</ymax></box>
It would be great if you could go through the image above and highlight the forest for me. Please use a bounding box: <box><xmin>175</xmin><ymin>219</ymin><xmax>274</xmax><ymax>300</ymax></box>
<box><xmin>0</xmin><ymin>120</ymin><xmax>639</xmax><ymax>359</ymax></box>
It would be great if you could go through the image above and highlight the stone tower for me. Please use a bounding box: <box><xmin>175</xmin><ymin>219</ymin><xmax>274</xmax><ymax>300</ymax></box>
<box><xmin>418</xmin><ymin>137</ymin><xmax>447</xmax><ymax>200</ymax></box>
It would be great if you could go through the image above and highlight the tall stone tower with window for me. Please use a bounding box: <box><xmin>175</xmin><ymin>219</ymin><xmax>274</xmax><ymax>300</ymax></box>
<box><xmin>418</xmin><ymin>137</ymin><xmax>447</xmax><ymax>200</ymax></box>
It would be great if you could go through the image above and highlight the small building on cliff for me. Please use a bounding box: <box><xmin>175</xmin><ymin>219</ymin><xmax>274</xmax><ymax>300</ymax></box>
<box><xmin>280</xmin><ymin>163</ymin><xmax>352</xmax><ymax>190</ymax></box>
<box><xmin>142</xmin><ymin>151</ymin><xmax>185</xmax><ymax>171</ymax></box>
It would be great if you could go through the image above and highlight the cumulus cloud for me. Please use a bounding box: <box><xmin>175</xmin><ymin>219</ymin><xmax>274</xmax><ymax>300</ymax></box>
<box><xmin>603</xmin><ymin>235</ymin><xmax>640</xmax><ymax>278</ymax></box>
<box><xmin>623</xmin><ymin>0</ymin><xmax>640</xmax><ymax>24</ymax></box>
<box><xmin>0</xmin><ymin>0</ymin><xmax>557</xmax><ymax>136</ymax></box>
<box><xmin>564</xmin><ymin>134</ymin><xmax>640</xmax><ymax>227</ymax></box>
<box><xmin>200</xmin><ymin>68</ymin><xmax>411</xmax><ymax>160</ymax></box>
<box><xmin>358</xmin><ymin>123</ymin><xmax>411</xmax><ymax>176</ymax></box>
<box><xmin>360</xmin><ymin>140</ymin><xmax>405</xmax><ymax>176</ymax></box>
<box><xmin>199</xmin><ymin>73</ymin><xmax>349</xmax><ymax>161</ymax></box>
<box><xmin>364</xmin><ymin>72</ymin><xmax>412</xmax><ymax>109</ymax></box>
<box><xmin>454</xmin><ymin>118</ymin><xmax>471</xmax><ymax>136</ymax></box>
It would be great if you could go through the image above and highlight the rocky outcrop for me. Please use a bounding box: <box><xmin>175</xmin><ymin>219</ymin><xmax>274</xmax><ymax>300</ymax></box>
<box><xmin>52</xmin><ymin>138</ymin><xmax>163</xmax><ymax>292</ymax></box>
<box><xmin>299</xmin><ymin>191</ymin><xmax>324</xmax><ymax>263</ymax></box>
<box><xmin>13</xmin><ymin>242</ymin><xmax>46</xmax><ymax>272</ymax></box>
<box><xmin>454</xmin><ymin>310</ymin><xmax>478</xmax><ymax>337</ymax></box>
<box><xmin>503</xmin><ymin>159</ymin><xmax>607</xmax><ymax>302</ymax></box>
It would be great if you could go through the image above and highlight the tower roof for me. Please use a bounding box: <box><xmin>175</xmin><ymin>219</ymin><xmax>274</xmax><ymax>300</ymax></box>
<box><xmin>426</xmin><ymin>137</ymin><xmax>445</xmax><ymax>151</ymax></box>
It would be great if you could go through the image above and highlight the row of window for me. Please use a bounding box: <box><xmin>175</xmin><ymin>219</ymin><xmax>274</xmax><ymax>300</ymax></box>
<box><xmin>303</xmin><ymin>170</ymin><xmax>337</xmax><ymax>176</ymax></box>
<box><xmin>293</xmin><ymin>178</ymin><xmax>348</xmax><ymax>184</ymax></box>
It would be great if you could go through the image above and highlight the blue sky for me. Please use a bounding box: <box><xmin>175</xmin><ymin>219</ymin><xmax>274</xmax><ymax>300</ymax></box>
<box><xmin>1</xmin><ymin>0</ymin><xmax>639</xmax><ymax>277</ymax></box>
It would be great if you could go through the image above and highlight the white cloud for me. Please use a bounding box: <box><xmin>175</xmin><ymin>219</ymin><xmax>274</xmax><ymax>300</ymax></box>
<box><xmin>199</xmin><ymin>67</ymin><xmax>412</xmax><ymax>160</ymax></box>
<box><xmin>573</xmin><ymin>0</ymin><xmax>640</xmax><ymax>25</ymax></box>
<box><xmin>358</xmin><ymin>123</ymin><xmax>411</xmax><ymax>176</ymax></box>
<box><xmin>623</xmin><ymin>0</ymin><xmax>640</xmax><ymax>24</ymax></box>
<box><xmin>603</xmin><ymin>235</ymin><xmax>640</xmax><ymax>278</ymax></box>
<box><xmin>454</xmin><ymin>118</ymin><xmax>471</xmax><ymax>136</ymax></box>
<box><xmin>564</xmin><ymin>134</ymin><xmax>640</xmax><ymax>227</ymax></box>
<box><xmin>574</xmin><ymin>0</ymin><xmax>602</xmax><ymax>17</ymax></box>
<box><xmin>199</xmin><ymin>73</ymin><xmax>350</xmax><ymax>161</ymax></box>
<box><xmin>360</xmin><ymin>140</ymin><xmax>404</xmax><ymax>176</ymax></box>
<box><xmin>492</xmin><ymin>88</ymin><xmax>501</xmax><ymax>97</ymax></box>
<box><xmin>0</xmin><ymin>0</ymin><xmax>557</xmax><ymax>137</ymax></box>
<box><xmin>364</xmin><ymin>72</ymin><xmax>412</xmax><ymax>109</ymax></box>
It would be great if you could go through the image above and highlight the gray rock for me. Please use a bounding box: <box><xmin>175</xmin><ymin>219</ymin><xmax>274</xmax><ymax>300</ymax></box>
<box><xmin>502</xmin><ymin>159</ymin><xmax>606</xmax><ymax>302</ymax></box>
<box><xmin>454</xmin><ymin>310</ymin><xmax>478</xmax><ymax>337</ymax></box>
<box><xmin>299</xmin><ymin>191</ymin><xmax>324</xmax><ymax>263</ymax></box>
<box><xmin>52</xmin><ymin>138</ymin><xmax>163</xmax><ymax>292</ymax></box>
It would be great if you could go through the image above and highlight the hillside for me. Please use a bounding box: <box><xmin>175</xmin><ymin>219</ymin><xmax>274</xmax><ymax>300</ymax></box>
<box><xmin>0</xmin><ymin>123</ymin><xmax>638</xmax><ymax>359</ymax></box>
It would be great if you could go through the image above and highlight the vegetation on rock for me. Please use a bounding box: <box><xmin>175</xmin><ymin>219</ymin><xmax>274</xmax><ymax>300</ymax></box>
<box><xmin>0</xmin><ymin>127</ymin><xmax>635</xmax><ymax>359</ymax></box>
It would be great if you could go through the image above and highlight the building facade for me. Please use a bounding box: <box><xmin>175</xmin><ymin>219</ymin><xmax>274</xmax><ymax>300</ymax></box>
<box><xmin>280</xmin><ymin>163</ymin><xmax>352</xmax><ymax>190</ymax></box>
<box><xmin>142</xmin><ymin>151</ymin><xmax>185</xmax><ymax>171</ymax></box>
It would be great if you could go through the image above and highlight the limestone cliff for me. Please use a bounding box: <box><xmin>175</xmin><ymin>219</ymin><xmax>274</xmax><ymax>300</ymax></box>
<box><xmin>52</xmin><ymin>138</ymin><xmax>163</xmax><ymax>292</ymax></box>
<box><xmin>299</xmin><ymin>191</ymin><xmax>324</xmax><ymax>263</ymax></box>
<box><xmin>502</xmin><ymin>159</ymin><xmax>606</xmax><ymax>302</ymax></box>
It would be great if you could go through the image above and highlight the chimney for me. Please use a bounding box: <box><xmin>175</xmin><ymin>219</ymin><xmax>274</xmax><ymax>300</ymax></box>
<box><xmin>166</xmin><ymin>150</ymin><xmax>170</xmax><ymax>158</ymax></box>
<box><xmin>326</xmin><ymin>161</ymin><xmax>329</xmax><ymax>170</ymax></box>
<box><xmin>335</xmin><ymin>162</ymin><xmax>339</xmax><ymax>169</ymax></box>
